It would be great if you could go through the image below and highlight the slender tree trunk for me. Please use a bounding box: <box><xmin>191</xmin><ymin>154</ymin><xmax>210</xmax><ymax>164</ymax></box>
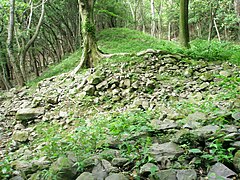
<box><xmin>150</xmin><ymin>0</ymin><xmax>156</xmax><ymax>37</ymax></box>
<box><xmin>234</xmin><ymin>0</ymin><xmax>240</xmax><ymax>40</ymax></box>
<box><xmin>19</xmin><ymin>0</ymin><xmax>45</xmax><ymax>80</ymax></box>
<box><xmin>72</xmin><ymin>0</ymin><xmax>103</xmax><ymax>75</ymax></box>
<box><xmin>7</xmin><ymin>0</ymin><xmax>25</xmax><ymax>86</ymax></box>
<box><xmin>213</xmin><ymin>18</ymin><xmax>221</xmax><ymax>41</ymax></box>
<box><xmin>179</xmin><ymin>0</ymin><xmax>190</xmax><ymax>48</ymax></box>
<box><xmin>168</xmin><ymin>22</ymin><xmax>171</xmax><ymax>41</ymax></box>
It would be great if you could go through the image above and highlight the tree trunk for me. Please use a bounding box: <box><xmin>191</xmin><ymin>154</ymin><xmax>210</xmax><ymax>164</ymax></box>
<box><xmin>19</xmin><ymin>0</ymin><xmax>45</xmax><ymax>81</ymax></box>
<box><xmin>234</xmin><ymin>0</ymin><xmax>240</xmax><ymax>40</ymax></box>
<box><xmin>72</xmin><ymin>0</ymin><xmax>103</xmax><ymax>75</ymax></box>
<box><xmin>179</xmin><ymin>0</ymin><xmax>190</xmax><ymax>48</ymax></box>
<box><xmin>7</xmin><ymin>0</ymin><xmax>25</xmax><ymax>86</ymax></box>
<box><xmin>213</xmin><ymin>18</ymin><xmax>221</xmax><ymax>41</ymax></box>
<box><xmin>150</xmin><ymin>0</ymin><xmax>156</xmax><ymax>37</ymax></box>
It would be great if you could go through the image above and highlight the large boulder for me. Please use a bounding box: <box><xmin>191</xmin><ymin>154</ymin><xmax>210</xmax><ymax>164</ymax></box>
<box><xmin>233</xmin><ymin>150</ymin><xmax>240</xmax><ymax>173</ymax></box>
<box><xmin>207</xmin><ymin>162</ymin><xmax>237</xmax><ymax>180</ymax></box>
<box><xmin>16</xmin><ymin>107</ymin><xmax>44</xmax><ymax>121</ymax></box>
<box><xmin>49</xmin><ymin>156</ymin><xmax>78</xmax><ymax>180</ymax></box>
<box><xmin>149</xmin><ymin>142</ymin><xmax>184</xmax><ymax>160</ymax></box>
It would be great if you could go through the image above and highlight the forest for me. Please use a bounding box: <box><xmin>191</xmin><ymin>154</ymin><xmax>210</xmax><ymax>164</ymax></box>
<box><xmin>0</xmin><ymin>0</ymin><xmax>240</xmax><ymax>179</ymax></box>
<box><xmin>0</xmin><ymin>0</ymin><xmax>239</xmax><ymax>88</ymax></box>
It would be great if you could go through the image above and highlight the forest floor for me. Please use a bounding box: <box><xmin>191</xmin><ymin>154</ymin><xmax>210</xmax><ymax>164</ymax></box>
<box><xmin>0</xmin><ymin>28</ymin><xmax>240</xmax><ymax>180</ymax></box>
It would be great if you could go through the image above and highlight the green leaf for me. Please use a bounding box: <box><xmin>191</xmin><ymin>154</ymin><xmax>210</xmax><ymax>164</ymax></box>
<box><xmin>189</xmin><ymin>148</ymin><xmax>202</xmax><ymax>154</ymax></box>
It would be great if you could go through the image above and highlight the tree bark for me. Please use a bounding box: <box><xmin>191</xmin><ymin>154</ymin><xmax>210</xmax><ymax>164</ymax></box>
<box><xmin>7</xmin><ymin>0</ymin><xmax>25</xmax><ymax>86</ymax></box>
<box><xmin>19</xmin><ymin>0</ymin><xmax>45</xmax><ymax>80</ymax></box>
<box><xmin>71</xmin><ymin>0</ymin><xmax>103</xmax><ymax>75</ymax></box>
<box><xmin>150</xmin><ymin>0</ymin><xmax>156</xmax><ymax>37</ymax></box>
<box><xmin>234</xmin><ymin>0</ymin><xmax>240</xmax><ymax>40</ymax></box>
<box><xmin>179</xmin><ymin>0</ymin><xmax>190</xmax><ymax>48</ymax></box>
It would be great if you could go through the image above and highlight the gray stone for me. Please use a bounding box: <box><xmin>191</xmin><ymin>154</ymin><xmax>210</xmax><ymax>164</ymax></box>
<box><xmin>31</xmin><ymin>97</ymin><xmax>42</xmax><ymax>107</ymax></box>
<box><xmin>16</xmin><ymin>107</ymin><xmax>44</xmax><ymax>121</ymax></box>
<box><xmin>111</xmin><ymin>158</ymin><xmax>128</xmax><ymax>167</ymax></box>
<box><xmin>123</xmin><ymin>79</ymin><xmax>131</xmax><ymax>88</ymax></box>
<box><xmin>142</xmin><ymin>100</ymin><xmax>150</xmax><ymax>110</ymax></box>
<box><xmin>149</xmin><ymin>142</ymin><xmax>184</xmax><ymax>160</ymax></box>
<box><xmin>12</xmin><ymin>130</ymin><xmax>29</xmax><ymax>142</ymax></box>
<box><xmin>199</xmin><ymin>82</ymin><xmax>209</xmax><ymax>90</ymax></box>
<box><xmin>92</xmin><ymin>161</ymin><xmax>108</xmax><ymax>180</ymax></box>
<box><xmin>232</xmin><ymin>112</ymin><xmax>240</xmax><ymax>121</ymax></box>
<box><xmin>31</xmin><ymin>156</ymin><xmax>51</xmax><ymax>170</ymax></box>
<box><xmin>140</xmin><ymin>163</ymin><xmax>159</xmax><ymax>176</ymax></box>
<box><xmin>12</xmin><ymin>160</ymin><xmax>34</xmax><ymax>174</ymax></box>
<box><xmin>132</xmin><ymin>81</ymin><xmax>139</xmax><ymax>89</ymax></box>
<box><xmin>200</xmin><ymin>72</ymin><xmax>213</xmax><ymax>81</ymax></box>
<box><xmin>231</xmin><ymin>141</ymin><xmax>240</xmax><ymax>149</ymax></box>
<box><xmin>153</xmin><ymin>169</ymin><xmax>177</xmax><ymax>180</ymax></box>
<box><xmin>77</xmin><ymin>92</ymin><xmax>87</xmax><ymax>100</ymax></box>
<box><xmin>96</xmin><ymin>80</ymin><xmax>108</xmax><ymax>90</ymax></box>
<box><xmin>46</xmin><ymin>95</ymin><xmax>59</xmax><ymax>104</ymax></box>
<box><xmin>184</xmin><ymin>68</ymin><xmax>193</xmax><ymax>77</ymax></box>
<box><xmin>10</xmin><ymin>176</ymin><xmax>24</xmax><ymax>180</ymax></box>
<box><xmin>155</xmin><ymin>156</ymin><xmax>171</xmax><ymax>169</ymax></box>
<box><xmin>207</xmin><ymin>162</ymin><xmax>236</xmax><ymax>180</ymax></box>
<box><xmin>219</xmin><ymin>71</ymin><xmax>231</xmax><ymax>77</ymax></box>
<box><xmin>176</xmin><ymin>169</ymin><xmax>197</xmax><ymax>180</ymax></box>
<box><xmin>223</xmin><ymin>125</ymin><xmax>238</xmax><ymax>133</ymax></box>
<box><xmin>194</xmin><ymin>125</ymin><xmax>219</xmax><ymax>137</ymax></box>
<box><xmin>76</xmin><ymin>172</ymin><xmax>95</xmax><ymax>180</ymax></box>
<box><xmin>233</xmin><ymin>150</ymin><xmax>240</xmax><ymax>173</ymax></box>
<box><xmin>50</xmin><ymin>156</ymin><xmax>77</xmax><ymax>180</ymax></box>
<box><xmin>151</xmin><ymin>119</ymin><xmax>178</xmax><ymax>130</ymax></box>
<box><xmin>87</xmin><ymin>74</ymin><xmax>103</xmax><ymax>85</ymax></box>
<box><xmin>105</xmin><ymin>173</ymin><xmax>128</xmax><ymax>180</ymax></box>
<box><xmin>183</xmin><ymin>120</ymin><xmax>201</xmax><ymax>129</ymax></box>
<box><xmin>83</xmin><ymin>85</ymin><xmax>95</xmax><ymax>96</ymax></box>
<box><xmin>187</xmin><ymin>112</ymin><xmax>207</xmax><ymax>121</ymax></box>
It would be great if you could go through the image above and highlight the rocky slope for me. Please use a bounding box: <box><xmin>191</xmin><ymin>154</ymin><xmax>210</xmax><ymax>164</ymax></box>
<box><xmin>0</xmin><ymin>50</ymin><xmax>240</xmax><ymax>180</ymax></box>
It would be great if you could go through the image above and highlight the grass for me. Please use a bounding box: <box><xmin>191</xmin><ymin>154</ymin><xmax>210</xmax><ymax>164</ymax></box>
<box><xmin>26</xmin><ymin>28</ymin><xmax>240</xmax><ymax>87</ymax></box>
<box><xmin>3</xmin><ymin>28</ymin><xmax>239</xmax><ymax>179</ymax></box>
<box><xmin>26</xmin><ymin>50</ymin><xmax>81</xmax><ymax>87</ymax></box>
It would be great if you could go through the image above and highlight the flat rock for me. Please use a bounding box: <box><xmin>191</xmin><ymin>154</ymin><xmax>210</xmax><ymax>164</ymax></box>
<box><xmin>187</xmin><ymin>112</ymin><xmax>207</xmax><ymax>121</ymax></box>
<box><xmin>111</xmin><ymin>158</ymin><xmax>128</xmax><ymax>167</ymax></box>
<box><xmin>233</xmin><ymin>150</ymin><xmax>240</xmax><ymax>173</ymax></box>
<box><xmin>207</xmin><ymin>162</ymin><xmax>237</xmax><ymax>180</ymax></box>
<box><xmin>16</xmin><ymin>107</ymin><xmax>44</xmax><ymax>121</ymax></box>
<box><xmin>176</xmin><ymin>169</ymin><xmax>197</xmax><ymax>180</ymax></box>
<box><xmin>154</xmin><ymin>169</ymin><xmax>177</xmax><ymax>180</ymax></box>
<box><xmin>140</xmin><ymin>163</ymin><xmax>159</xmax><ymax>176</ymax></box>
<box><xmin>194</xmin><ymin>125</ymin><xmax>219</xmax><ymax>137</ymax></box>
<box><xmin>105</xmin><ymin>173</ymin><xmax>128</xmax><ymax>180</ymax></box>
<box><xmin>151</xmin><ymin>119</ymin><xmax>178</xmax><ymax>130</ymax></box>
<box><xmin>76</xmin><ymin>172</ymin><xmax>95</xmax><ymax>180</ymax></box>
<box><xmin>149</xmin><ymin>142</ymin><xmax>184</xmax><ymax>160</ymax></box>
<box><xmin>12</xmin><ymin>130</ymin><xmax>29</xmax><ymax>142</ymax></box>
<box><xmin>50</xmin><ymin>156</ymin><xmax>77</xmax><ymax>180</ymax></box>
<box><xmin>232</xmin><ymin>112</ymin><xmax>240</xmax><ymax>121</ymax></box>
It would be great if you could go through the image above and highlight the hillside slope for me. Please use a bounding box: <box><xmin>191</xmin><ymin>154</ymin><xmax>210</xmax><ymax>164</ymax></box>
<box><xmin>0</xmin><ymin>28</ymin><xmax>240</xmax><ymax>180</ymax></box>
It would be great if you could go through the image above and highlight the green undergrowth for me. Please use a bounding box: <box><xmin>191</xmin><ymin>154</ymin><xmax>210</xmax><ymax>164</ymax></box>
<box><xmin>99</xmin><ymin>28</ymin><xmax>240</xmax><ymax>65</ymax></box>
<box><xmin>29</xmin><ymin>110</ymin><xmax>158</xmax><ymax>172</ymax></box>
<box><xmin>27</xmin><ymin>28</ymin><xmax>240</xmax><ymax>87</ymax></box>
<box><xmin>26</xmin><ymin>50</ymin><xmax>81</xmax><ymax>87</ymax></box>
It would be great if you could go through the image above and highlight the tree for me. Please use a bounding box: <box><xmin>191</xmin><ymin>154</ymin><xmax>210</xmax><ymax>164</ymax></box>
<box><xmin>7</xmin><ymin>0</ymin><xmax>25</xmax><ymax>86</ymax></box>
<box><xmin>179</xmin><ymin>0</ymin><xmax>190</xmax><ymax>48</ymax></box>
<box><xmin>72</xmin><ymin>0</ymin><xmax>103</xmax><ymax>75</ymax></box>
